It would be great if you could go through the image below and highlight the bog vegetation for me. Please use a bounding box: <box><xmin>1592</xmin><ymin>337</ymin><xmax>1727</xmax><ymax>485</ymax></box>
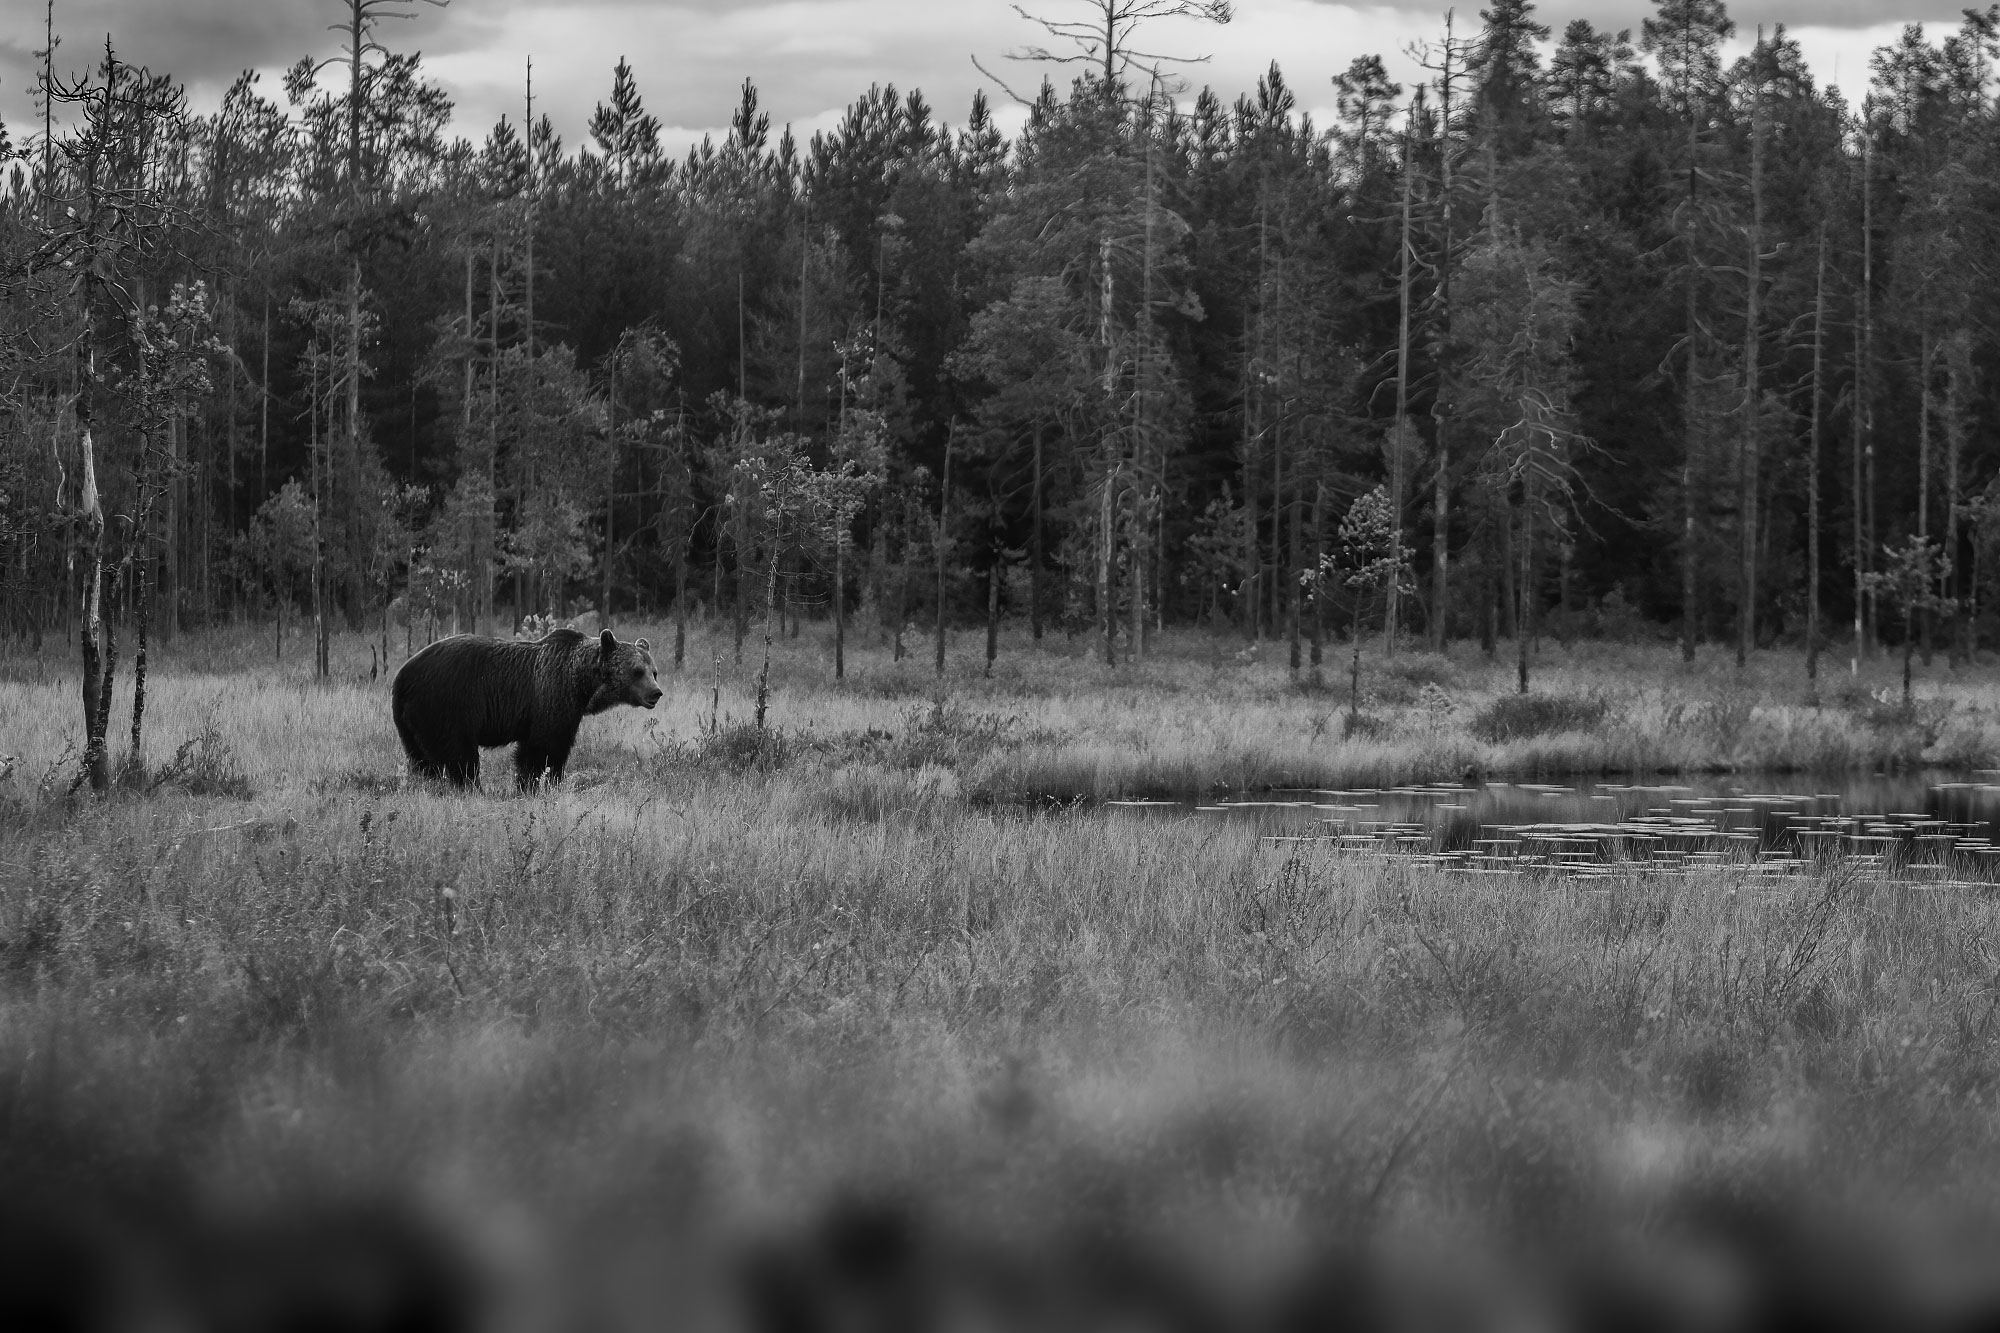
<box><xmin>9</xmin><ymin>0</ymin><xmax>2000</xmax><ymax>1321</ymax></box>
<box><xmin>5</xmin><ymin>626</ymin><xmax>2000</xmax><ymax>1322</ymax></box>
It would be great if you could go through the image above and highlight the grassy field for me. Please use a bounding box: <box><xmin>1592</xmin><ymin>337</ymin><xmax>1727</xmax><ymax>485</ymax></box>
<box><xmin>6</xmin><ymin>618</ymin><xmax>1998</xmax><ymax>802</ymax></box>
<box><xmin>5</xmin><ymin>620</ymin><xmax>2000</xmax><ymax>1327</ymax></box>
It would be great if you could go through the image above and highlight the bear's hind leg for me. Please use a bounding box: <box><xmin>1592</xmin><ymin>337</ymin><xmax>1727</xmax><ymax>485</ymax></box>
<box><xmin>514</xmin><ymin>745</ymin><xmax>550</xmax><ymax>793</ymax></box>
<box><xmin>395</xmin><ymin>710</ymin><xmax>443</xmax><ymax>780</ymax></box>
<box><xmin>542</xmin><ymin>738</ymin><xmax>575</xmax><ymax>786</ymax></box>
<box><xmin>439</xmin><ymin>743</ymin><xmax>481</xmax><ymax>790</ymax></box>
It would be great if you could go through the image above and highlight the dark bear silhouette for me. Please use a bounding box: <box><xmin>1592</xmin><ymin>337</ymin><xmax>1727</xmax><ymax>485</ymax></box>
<box><xmin>392</xmin><ymin>628</ymin><xmax>663</xmax><ymax>791</ymax></box>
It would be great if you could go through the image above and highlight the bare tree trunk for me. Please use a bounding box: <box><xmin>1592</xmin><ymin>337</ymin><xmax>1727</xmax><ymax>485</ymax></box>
<box><xmin>490</xmin><ymin>237</ymin><xmax>505</xmax><ymax>633</ymax></box>
<box><xmin>1349</xmin><ymin>598</ymin><xmax>1362</xmax><ymax>732</ymax></box>
<box><xmin>985</xmin><ymin>552</ymin><xmax>999</xmax><ymax>678</ymax></box>
<box><xmin>797</xmin><ymin>205</ymin><xmax>811</xmax><ymax>423</ymax></box>
<box><xmin>88</xmin><ymin>564</ymin><xmax>120</xmax><ymax>791</ymax></box>
<box><xmin>251</xmin><ymin>288</ymin><xmax>267</xmax><ymax>519</ymax></box>
<box><xmin>1262</xmin><ymin>205</ymin><xmax>1281</xmax><ymax>641</ymax></box>
<box><xmin>203</xmin><ymin>409</ymin><xmax>215</xmax><ymax>627</ymax></box>
<box><xmin>1429</xmin><ymin>32</ymin><xmax>1457</xmax><ymax>653</ymax></box>
<box><xmin>937</xmin><ymin>427</ymin><xmax>952</xmax><ymax>678</ymax></box>
<box><xmin>604</xmin><ymin>362</ymin><xmax>617</xmax><ymax>620</ymax></box>
<box><xmin>733</xmin><ymin>523</ymin><xmax>749</xmax><ymax>665</ymax></box>
<box><xmin>1310</xmin><ymin>481</ymin><xmax>1325</xmax><ymax>672</ymax></box>
<box><xmin>1130</xmin><ymin>489</ymin><xmax>1147</xmax><ymax>663</ymax></box>
<box><xmin>1918</xmin><ymin>330</ymin><xmax>1935</xmax><ymax>666</ymax></box>
<box><xmin>1241</xmin><ymin>312</ymin><xmax>1258</xmax><ymax>644</ymax></box>
<box><xmin>892</xmin><ymin>502</ymin><xmax>907</xmax><ymax>662</ymax></box>
<box><xmin>1481</xmin><ymin>513</ymin><xmax>1499</xmax><ymax>659</ymax></box>
<box><xmin>345</xmin><ymin>242</ymin><xmax>363</xmax><ymax>652</ymax></box>
<box><xmin>1287</xmin><ymin>483</ymin><xmax>1302</xmax><ymax>673</ymax></box>
<box><xmin>130</xmin><ymin>545</ymin><xmax>151</xmax><ymax>763</ymax></box>
<box><xmin>524</xmin><ymin>60</ymin><xmax>536</xmax><ymax>362</ymax></box>
<box><xmin>226</xmin><ymin>283</ymin><xmax>240</xmax><ymax>617</ymax></box>
<box><xmin>1557</xmin><ymin>540</ymin><xmax>1572</xmax><ymax>645</ymax></box>
<box><xmin>1388</xmin><ymin>120</ymin><xmax>1414</xmax><ymax>658</ymax></box>
<box><xmin>76</xmin><ymin>404</ymin><xmax>113</xmax><ymax>794</ymax></box>
<box><xmin>462</xmin><ymin>249</ymin><xmax>479</xmax><ymax>633</ymax></box>
<box><xmin>1973</xmin><ymin>523</ymin><xmax>1985</xmax><ymax>661</ymax></box>
<box><xmin>1100</xmin><ymin>466</ymin><xmax>1118</xmax><ymax>667</ymax></box>
<box><xmin>1517</xmin><ymin>486</ymin><xmax>1533</xmax><ymax>695</ymax></box>
<box><xmin>1030</xmin><ymin>424</ymin><xmax>1044</xmax><ymax>641</ymax></box>
<box><xmin>834</xmin><ymin>525</ymin><xmax>846</xmax><ymax>681</ymax></box>
<box><xmin>1269</xmin><ymin>405</ymin><xmax>1282</xmax><ymax>637</ymax></box>
<box><xmin>1850</xmin><ymin>264</ymin><xmax>1865</xmax><ymax>675</ymax></box>
<box><xmin>1737</xmin><ymin>86</ymin><xmax>1763</xmax><ymax>669</ymax></box>
<box><xmin>754</xmin><ymin>512</ymin><xmax>779</xmax><ymax>729</ymax></box>
<box><xmin>1807</xmin><ymin>223</ymin><xmax>1826</xmax><ymax>686</ymax></box>
<box><xmin>1681</xmin><ymin>266</ymin><xmax>1699</xmax><ymax>663</ymax></box>
<box><xmin>673</xmin><ymin>558</ymin><xmax>687</xmax><ymax>670</ymax></box>
<box><xmin>1947</xmin><ymin>329</ymin><xmax>1971</xmax><ymax>663</ymax></box>
<box><xmin>309</xmin><ymin>352</ymin><xmax>327</xmax><ymax>679</ymax></box>
<box><xmin>1860</xmin><ymin>129</ymin><xmax>1877</xmax><ymax>658</ymax></box>
<box><xmin>1135</xmin><ymin>98</ymin><xmax>1155</xmax><ymax>665</ymax></box>
<box><xmin>1679</xmin><ymin>77</ymin><xmax>1701</xmax><ymax>664</ymax></box>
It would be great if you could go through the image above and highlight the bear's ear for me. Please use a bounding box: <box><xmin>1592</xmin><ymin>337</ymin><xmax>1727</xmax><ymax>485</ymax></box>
<box><xmin>599</xmin><ymin>628</ymin><xmax>617</xmax><ymax>658</ymax></box>
<box><xmin>636</xmin><ymin>637</ymin><xmax>651</xmax><ymax>652</ymax></box>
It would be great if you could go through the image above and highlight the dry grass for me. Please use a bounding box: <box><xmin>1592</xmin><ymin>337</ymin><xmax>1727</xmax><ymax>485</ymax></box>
<box><xmin>4</xmin><ymin>622</ymin><xmax>1995</xmax><ymax>806</ymax></box>
<box><xmin>6</xmin><ymin>621</ymin><xmax>2000</xmax><ymax>1325</ymax></box>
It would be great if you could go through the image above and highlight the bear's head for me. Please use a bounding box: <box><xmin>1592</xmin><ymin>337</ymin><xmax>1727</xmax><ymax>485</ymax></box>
<box><xmin>587</xmin><ymin>629</ymin><xmax>664</xmax><ymax>714</ymax></box>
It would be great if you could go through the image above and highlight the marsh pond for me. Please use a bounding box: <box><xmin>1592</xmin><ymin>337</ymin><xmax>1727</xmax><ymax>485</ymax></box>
<box><xmin>1105</xmin><ymin>773</ymin><xmax>2000</xmax><ymax>883</ymax></box>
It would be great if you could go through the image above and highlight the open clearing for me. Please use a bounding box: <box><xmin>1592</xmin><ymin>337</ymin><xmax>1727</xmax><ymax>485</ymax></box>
<box><xmin>7</xmin><ymin>626</ymin><xmax>2000</xmax><ymax>1325</ymax></box>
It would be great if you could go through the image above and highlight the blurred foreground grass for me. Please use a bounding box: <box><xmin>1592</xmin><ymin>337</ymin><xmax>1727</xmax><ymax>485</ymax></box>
<box><xmin>5</xmin><ymin>622</ymin><xmax>2000</xmax><ymax>1328</ymax></box>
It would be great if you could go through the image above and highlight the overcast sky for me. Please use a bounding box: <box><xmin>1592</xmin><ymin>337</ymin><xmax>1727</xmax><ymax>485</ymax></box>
<box><xmin>0</xmin><ymin>1</ymin><xmax>1977</xmax><ymax>156</ymax></box>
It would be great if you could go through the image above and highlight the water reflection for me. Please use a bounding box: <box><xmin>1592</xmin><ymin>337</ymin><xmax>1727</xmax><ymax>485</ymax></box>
<box><xmin>1107</xmin><ymin>773</ymin><xmax>2000</xmax><ymax>882</ymax></box>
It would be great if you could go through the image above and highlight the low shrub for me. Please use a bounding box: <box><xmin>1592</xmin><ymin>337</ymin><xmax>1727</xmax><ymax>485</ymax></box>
<box><xmin>1470</xmin><ymin>691</ymin><xmax>1609</xmax><ymax>743</ymax></box>
<box><xmin>1849</xmin><ymin>691</ymin><xmax>1953</xmax><ymax>744</ymax></box>
<box><xmin>1285</xmin><ymin>672</ymin><xmax>1339</xmax><ymax>698</ymax></box>
<box><xmin>1342</xmin><ymin>711</ymin><xmax>1389</xmax><ymax>739</ymax></box>
<box><xmin>818</xmin><ymin>699</ymin><xmax>1053</xmax><ymax>773</ymax></box>
<box><xmin>1369</xmin><ymin>653</ymin><xmax>1459</xmax><ymax>706</ymax></box>
<box><xmin>1384</xmin><ymin>652</ymin><xmax>1458</xmax><ymax>689</ymax></box>
<box><xmin>127</xmin><ymin>723</ymin><xmax>254</xmax><ymax>799</ymax></box>
<box><xmin>1591</xmin><ymin>585</ymin><xmax>1651</xmax><ymax>642</ymax></box>
<box><xmin>318</xmin><ymin>768</ymin><xmax>401</xmax><ymax>796</ymax></box>
<box><xmin>658</xmin><ymin>720</ymin><xmax>795</xmax><ymax>773</ymax></box>
<box><xmin>808</xmin><ymin>763</ymin><xmax>964</xmax><ymax>823</ymax></box>
<box><xmin>1662</xmin><ymin>691</ymin><xmax>1757</xmax><ymax>747</ymax></box>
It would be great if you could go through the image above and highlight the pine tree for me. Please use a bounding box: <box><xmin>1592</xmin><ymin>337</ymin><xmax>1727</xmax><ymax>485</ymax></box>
<box><xmin>1642</xmin><ymin>0</ymin><xmax>1735</xmax><ymax>660</ymax></box>
<box><xmin>588</xmin><ymin>57</ymin><xmax>662</xmax><ymax>187</ymax></box>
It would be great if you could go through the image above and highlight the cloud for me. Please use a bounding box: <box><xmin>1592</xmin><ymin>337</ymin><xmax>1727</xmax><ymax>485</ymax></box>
<box><xmin>414</xmin><ymin>0</ymin><xmax>1424</xmax><ymax>155</ymax></box>
<box><xmin>1314</xmin><ymin>1</ymin><xmax>1973</xmax><ymax>30</ymax></box>
<box><xmin>0</xmin><ymin>1</ymin><xmax>1979</xmax><ymax>157</ymax></box>
<box><xmin>1</xmin><ymin>0</ymin><xmax>332</xmax><ymax>97</ymax></box>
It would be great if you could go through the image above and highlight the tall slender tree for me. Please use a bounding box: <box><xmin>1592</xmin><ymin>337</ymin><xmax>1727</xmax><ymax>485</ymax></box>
<box><xmin>1643</xmin><ymin>0</ymin><xmax>1734</xmax><ymax>661</ymax></box>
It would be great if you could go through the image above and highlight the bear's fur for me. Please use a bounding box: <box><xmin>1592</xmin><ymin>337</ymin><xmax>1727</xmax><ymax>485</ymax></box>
<box><xmin>392</xmin><ymin>628</ymin><xmax>663</xmax><ymax>791</ymax></box>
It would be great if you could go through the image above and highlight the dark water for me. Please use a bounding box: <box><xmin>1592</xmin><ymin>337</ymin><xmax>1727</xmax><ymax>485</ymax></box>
<box><xmin>1105</xmin><ymin>772</ymin><xmax>2000</xmax><ymax>881</ymax></box>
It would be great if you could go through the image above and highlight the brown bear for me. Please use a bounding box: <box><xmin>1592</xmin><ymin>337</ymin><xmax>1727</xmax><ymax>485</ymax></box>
<box><xmin>392</xmin><ymin>628</ymin><xmax>663</xmax><ymax>791</ymax></box>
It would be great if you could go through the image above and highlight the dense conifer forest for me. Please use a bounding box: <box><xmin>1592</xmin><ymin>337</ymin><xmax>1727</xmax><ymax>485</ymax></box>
<box><xmin>4</xmin><ymin>0</ymin><xmax>1999</xmax><ymax>692</ymax></box>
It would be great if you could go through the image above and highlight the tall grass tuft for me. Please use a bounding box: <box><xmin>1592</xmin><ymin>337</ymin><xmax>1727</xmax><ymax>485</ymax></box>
<box><xmin>1469</xmin><ymin>691</ymin><xmax>1610</xmax><ymax>743</ymax></box>
<box><xmin>6</xmin><ymin>623</ymin><xmax>2000</xmax><ymax>1321</ymax></box>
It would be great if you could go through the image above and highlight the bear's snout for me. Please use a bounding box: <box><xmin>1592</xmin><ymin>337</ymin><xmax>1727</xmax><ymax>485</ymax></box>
<box><xmin>643</xmin><ymin>688</ymin><xmax>663</xmax><ymax>708</ymax></box>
